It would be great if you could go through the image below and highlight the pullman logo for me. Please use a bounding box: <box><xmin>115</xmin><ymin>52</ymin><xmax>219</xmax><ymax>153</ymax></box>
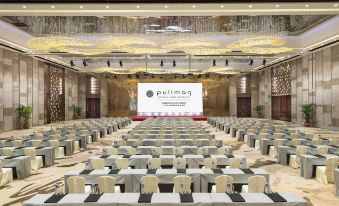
<box><xmin>146</xmin><ymin>90</ymin><xmax>154</xmax><ymax>98</ymax></box>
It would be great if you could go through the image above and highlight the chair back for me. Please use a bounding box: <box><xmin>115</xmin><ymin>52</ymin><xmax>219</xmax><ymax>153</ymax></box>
<box><xmin>90</xmin><ymin>159</ymin><xmax>105</xmax><ymax>169</ymax></box>
<box><xmin>228</xmin><ymin>158</ymin><xmax>241</xmax><ymax>168</ymax></box>
<box><xmin>24</xmin><ymin>148</ymin><xmax>37</xmax><ymax>160</ymax></box>
<box><xmin>13</xmin><ymin>140</ymin><xmax>23</xmax><ymax>147</ymax></box>
<box><xmin>147</xmin><ymin>158</ymin><xmax>161</xmax><ymax>169</ymax></box>
<box><xmin>316</xmin><ymin>147</ymin><xmax>328</xmax><ymax>155</ymax></box>
<box><xmin>312</xmin><ymin>138</ymin><xmax>322</xmax><ymax>146</ymax></box>
<box><xmin>173</xmin><ymin>158</ymin><xmax>186</xmax><ymax>169</ymax></box>
<box><xmin>141</xmin><ymin>176</ymin><xmax>159</xmax><ymax>193</ymax></box>
<box><xmin>291</xmin><ymin>139</ymin><xmax>301</xmax><ymax>146</ymax></box>
<box><xmin>325</xmin><ymin>158</ymin><xmax>339</xmax><ymax>173</ymax></box>
<box><xmin>126</xmin><ymin>148</ymin><xmax>136</xmax><ymax>155</ymax></box>
<box><xmin>115</xmin><ymin>158</ymin><xmax>129</xmax><ymax>169</ymax></box>
<box><xmin>97</xmin><ymin>176</ymin><xmax>116</xmax><ymax>193</ymax></box>
<box><xmin>173</xmin><ymin>175</ymin><xmax>191</xmax><ymax>193</ymax></box>
<box><xmin>67</xmin><ymin>176</ymin><xmax>85</xmax><ymax>193</ymax></box>
<box><xmin>215</xmin><ymin>175</ymin><xmax>234</xmax><ymax>193</ymax></box>
<box><xmin>248</xmin><ymin>175</ymin><xmax>266</xmax><ymax>193</ymax></box>
<box><xmin>2</xmin><ymin>148</ymin><xmax>14</xmax><ymax>156</ymax></box>
<box><xmin>31</xmin><ymin>140</ymin><xmax>42</xmax><ymax>147</ymax></box>
<box><xmin>218</xmin><ymin>147</ymin><xmax>230</xmax><ymax>155</ymax></box>
<box><xmin>152</xmin><ymin>148</ymin><xmax>162</xmax><ymax>155</ymax></box>
<box><xmin>106</xmin><ymin>148</ymin><xmax>118</xmax><ymax>155</ymax></box>
<box><xmin>175</xmin><ymin>147</ymin><xmax>184</xmax><ymax>155</ymax></box>
<box><xmin>290</xmin><ymin>133</ymin><xmax>299</xmax><ymax>139</ymax></box>
<box><xmin>209</xmin><ymin>139</ymin><xmax>216</xmax><ymax>146</ymax></box>
<box><xmin>49</xmin><ymin>140</ymin><xmax>60</xmax><ymax>148</ymax></box>
<box><xmin>196</xmin><ymin>147</ymin><xmax>206</xmax><ymax>155</ymax></box>
<box><xmin>203</xmin><ymin>158</ymin><xmax>217</xmax><ymax>169</ymax></box>
<box><xmin>115</xmin><ymin>140</ymin><xmax>126</xmax><ymax>146</ymax></box>
<box><xmin>296</xmin><ymin>146</ymin><xmax>307</xmax><ymax>157</ymax></box>
<box><xmin>0</xmin><ymin>160</ymin><xmax>3</xmax><ymax>173</ymax></box>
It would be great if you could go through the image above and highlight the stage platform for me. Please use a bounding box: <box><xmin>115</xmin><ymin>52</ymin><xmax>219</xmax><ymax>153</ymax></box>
<box><xmin>132</xmin><ymin>116</ymin><xmax>207</xmax><ymax>121</ymax></box>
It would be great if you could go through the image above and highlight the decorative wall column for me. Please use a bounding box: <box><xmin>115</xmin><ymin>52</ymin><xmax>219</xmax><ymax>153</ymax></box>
<box><xmin>100</xmin><ymin>77</ymin><xmax>108</xmax><ymax>117</ymax></box>
<box><xmin>229</xmin><ymin>77</ymin><xmax>237</xmax><ymax>116</ymax></box>
<box><xmin>251</xmin><ymin>72</ymin><xmax>259</xmax><ymax>117</ymax></box>
<box><xmin>259</xmin><ymin>69</ymin><xmax>272</xmax><ymax>119</ymax></box>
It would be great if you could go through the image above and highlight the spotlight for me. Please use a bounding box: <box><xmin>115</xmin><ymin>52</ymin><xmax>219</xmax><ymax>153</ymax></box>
<box><xmin>263</xmin><ymin>59</ymin><xmax>266</xmax><ymax>66</ymax></box>
<box><xmin>213</xmin><ymin>59</ymin><xmax>216</xmax><ymax>67</ymax></box>
<box><xmin>83</xmin><ymin>60</ymin><xmax>87</xmax><ymax>67</ymax></box>
<box><xmin>160</xmin><ymin>74</ymin><xmax>163</xmax><ymax>79</ymax></box>
<box><xmin>225</xmin><ymin>59</ymin><xmax>229</xmax><ymax>66</ymax></box>
<box><xmin>119</xmin><ymin>60</ymin><xmax>123</xmax><ymax>67</ymax></box>
<box><xmin>249</xmin><ymin>59</ymin><xmax>254</xmax><ymax>66</ymax></box>
<box><xmin>70</xmin><ymin>60</ymin><xmax>75</xmax><ymax>67</ymax></box>
<box><xmin>160</xmin><ymin>60</ymin><xmax>164</xmax><ymax>67</ymax></box>
<box><xmin>173</xmin><ymin>60</ymin><xmax>176</xmax><ymax>67</ymax></box>
<box><xmin>107</xmin><ymin>60</ymin><xmax>110</xmax><ymax>67</ymax></box>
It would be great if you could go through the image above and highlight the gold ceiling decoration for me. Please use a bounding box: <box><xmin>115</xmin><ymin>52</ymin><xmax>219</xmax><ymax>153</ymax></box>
<box><xmin>162</xmin><ymin>38</ymin><xmax>220</xmax><ymax>50</ymax></box>
<box><xmin>121</xmin><ymin>47</ymin><xmax>170</xmax><ymax>54</ymax></box>
<box><xmin>57</xmin><ymin>47</ymin><xmax>112</xmax><ymax>55</ymax></box>
<box><xmin>26</xmin><ymin>36</ymin><xmax>93</xmax><ymax>50</ymax></box>
<box><xmin>205</xmin><ymin>66</ymin><xmax>234</xmax><ymax>73</ymax></box>
<box><xmin>84</xmin><ymin>67</ymin><xmax>129</xmax><ymax>74</ymax></box>
<box><xmin>242</xmin><ymin>47</ymin><xmax>294</xmax><ymax>54</ymax></box>
<box><xmin>184</xmin><ymin>48</ymin><xmax>231</xmax><ymax>55</ymax></box>
<box><xmin>96</xmin><ymin>37</ymin><xmax>157</xmax><ymax>49</ymax></box>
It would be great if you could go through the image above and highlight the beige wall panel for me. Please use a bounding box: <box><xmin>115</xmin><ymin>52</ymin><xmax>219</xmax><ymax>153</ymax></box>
<box><xmin>314</xmin><ymin>51</ymin><xmax>324</xmax><ymax>126</ymax></box>
<box><xmin>78</xmin><ymin>74</ymin><xmax>86</xmax><ymax>118</ymax></box>
<box><xmin>290</xmin><ymin>59</ymin><xmax>297</xmax><ymax>123</ymax></box>
<box><xmin>64</xmin><ymin>70</ymin><xmax>69</xmax><ymax>120</ymax></box>
<box><xmin>323</xmin><ymin>48</ymin><xmax>332</xmax><ymax>127</ymax></box>
<box><xmin>331</xmin><ymin>45</ymin><xmax>339</xmax><ymax>127</ymax></box>
<box><xmin>3</xmin><ymin>50</ymin><xmax>13</xmax><ymax>131</ymax></box>
<box><xmin>0</xmin><ymin>48</ymin><xmax>3</xmax><ymax>131</ymax></box>
<box><xmin>302</xmin><ymin>55</ymin><xmax>309</xmax><ymax>104</ymax></box>
<box><xmin>100</xmin><ymin>77</ymin><xmax>108</xmax><ymax>117</ymax></box>
<box><xmin>38</xmin><ymin>63</ymin><xmax>45</xmax><ymax>125</ymax></box>
<box><xmin>19</xmin><ymin>56</ymin><xmax>28</xmax><ymax>106</ymax></box>
<box><xmin>32</xmin><ymin>59</ymin><xmax>39</xmax><ymax>126</ymax></box>
<box><xmin>27</xmin><ymin>58</ymin><xmax>33</xmax><ymax>110</ymax></box>
<box><xmin>251</xmin><ymin>72</ymin><xmax>259</xmax><ymax>117</ymax></box>
<box><xmin>229</xmin><ymin>77</ymin><xmax>237</xmax><ymax>116</ymax></box>
<box><xmin>12</xmin><ymin>53</ymin><xmax>19</xmax><ymax>130</ymax></box>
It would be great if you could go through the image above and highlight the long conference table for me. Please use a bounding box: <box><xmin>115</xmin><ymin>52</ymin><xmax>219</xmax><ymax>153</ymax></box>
<box><xmin>0</xmin><ymin>155</ymin><xmax>31</xmax><ymax>179</ymax></box>
<box><xmin>88</xmin><ymin>154</ymin><xmax>247</xmax><ymax>169</ymax></box>
<box><xmin>23</xmin><ymin>192</ymin><xmax>308</xmax><ymax>206</ymax></box>
<box><xmin>64</xmin><ymin>168</ymin><xmax>269</xmax><ymax>193</ymax></box>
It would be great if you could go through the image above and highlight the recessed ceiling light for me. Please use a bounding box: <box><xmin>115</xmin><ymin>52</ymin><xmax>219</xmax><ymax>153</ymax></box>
<box><xmin>220</xmin><ymin>5</ymin><xmax>224</xmax><ymax>8</ymax></box>
<box><xmin>248</xmin><ymin>5</ymin><xmax>253</xmax><ymax>8</ymax></box>
<box><xmin>305</xmin><ymin>4</ymin><xmax>310</xmax><ymax>8</ymax></box>
<box><xmin>275</xmin><ymin>5</ymin><xmax>280</xmax><ymax>8</ymax></box>
<box><xmin>334</xmin><ymin>4</ymin><xmax>338</xmax><ymax>7</ymax></box>
<box><xmin>22</xmin><ymin>5</ymin><xmax>27</xmax><ymax>9</ymax></box>
<box><xmin>136</xmin><ymin>5</ymin><xmax>140</xmax><ymax>9</ymax></box>
<box><xmin>164</xmin><ymin>5</ymin><xmax>168</xmax><ymax>8</ymax></box>
<box><xmin>105</xmin><ymin>5</ymin><xmax>110</xmax><ymax>9</ymax></box>
<box><xmin>192</xmin><ymin>5</ymin><xmax>196</xmax><ymax>8</ymax></box>
<box><xmin>50</xmin><ymin>5</ymin><xmax>55</xmax><ymax>9</ymax></box>
<box><xmin>79</xmin><ymin>5</ymin><xmax>84</xmax><ymax>9</ymax></box>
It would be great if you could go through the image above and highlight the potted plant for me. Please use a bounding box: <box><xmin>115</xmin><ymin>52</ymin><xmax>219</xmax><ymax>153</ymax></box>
<box><xmin>254</xmin><ymin>105</ymin><xmax>265</xmax><ymax>118</ymax></box>
<box><xmin>300</xmin><ymin>103</ymin><xmax>315</xmax><ymax>127</ymax></box>
<box><xmin>16</xmin><ymin>104</ymin><xmax>32</xmax><ymax>129</ymax></box>
<box><xmin>73</xmin><ymin>105</ymin><xmax>82</xmax><ymax>119</ymax></box>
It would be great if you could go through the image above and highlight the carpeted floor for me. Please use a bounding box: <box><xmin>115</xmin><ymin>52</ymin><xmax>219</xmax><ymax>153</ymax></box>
<box><xmin>0</xmin><ymin>121</ymin><xmax>338</xmax><ymax>206</ymax></box>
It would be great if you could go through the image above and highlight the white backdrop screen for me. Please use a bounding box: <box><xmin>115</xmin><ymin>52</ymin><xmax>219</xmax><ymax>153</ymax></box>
<box><xmin>137</xmin><ymin>83</ymin><xmax>203</xmax><ymax>116</ymax></box>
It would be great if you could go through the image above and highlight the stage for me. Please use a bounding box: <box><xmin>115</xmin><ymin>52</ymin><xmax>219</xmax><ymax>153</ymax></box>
<box><xmin>132</xmin><ymin>116</ymin><xmax>207</xmax><ymax>121</ymax></box>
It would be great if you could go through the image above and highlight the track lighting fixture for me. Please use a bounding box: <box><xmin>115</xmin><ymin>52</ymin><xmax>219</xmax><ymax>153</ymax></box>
<box><xmin>107</xmin><ymin>60</ymin><xmax>110</xmax><ymax>67</ymax></box>
<box><xmin>70</xmin><ymin>60</ymin><xmax>75</xmax><ymax>67</ymax></box>
<box><xmin>225</xmin><ymin>59</ymin><xmax>229</xmax><ymax>66</ymax></box>
<box><xmin>173</xmin><ymin>60</ymin><xmax>176</xmax><ymax>67</ymax></box>
<box><xmin>160</xmin><ymin>60</ymin><xmax>164</xmax><ymax>67</ymax></box>
<box><xmin>263</xmin><ymin>59</ymin><xmax>266</xmax><ymax>66</ymax></box>
<box><xmin>213</xmin><ymin>59</ymin><xmax>216</xmax><ymax>67</ymax></box>
<box><xmin>119</xmin><ymin>60</ymin><xmax>123</xmax><ymax>67</ymax></box>
<box><xmin>83</xmin><ymin>60</ymin><xmax>87</xmax><ymax>67</ymax></box>
<box><xmin>249</xmin><ymin>59</ymin><xmax>254</xmax><ymax>66</ymax></box>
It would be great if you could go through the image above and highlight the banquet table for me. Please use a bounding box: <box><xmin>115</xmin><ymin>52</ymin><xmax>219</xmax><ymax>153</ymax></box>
<box><xmin>122</xmin><ymin>133</ymin><xmax>214</xmax><ymax>140</ymax></box>
<box><xmin>0</xmin><ymin>155</ymin><xmax>31</xmax><ymax>179</ymax></box>
<box><xmin>88</xmin><ymin>154</ymin><xmax>246</xmax><ymax>169</ymax></box>
<box><xmin>111</xmin><ymin>145</ymin><xmax>232</xmax><ymax>155</ymax></box>
<box><xmin>64</xmin><ymin>168</ymin><xmax>268</xmax><ymax>193</ymax></box>
<box><xmin>0</xmin><ymin>146</ymin><xmax>55</xmax><ymax>167</ymax></box>
<box><xmin>300</xmin><ymin>153</ymin><xmax>339</xmax><ymax>179</ymax></box>
<box><xmin>126</xmin><ymin>139</ymin><xmax>222</xmax><ymax>147</ymax></box>
<box><xmin>335</xmin><ymin>169</ymin><xmax>339</xmax><ymax>196</ymax></box>
<box><xmin>22</xmin><ymin>192</ymin><xmax>307</xmax><ymax>206</ymax></box>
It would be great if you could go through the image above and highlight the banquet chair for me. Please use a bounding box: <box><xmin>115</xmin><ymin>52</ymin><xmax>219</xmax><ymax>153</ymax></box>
<box><xmin>106</xmin><ymin>148</ymin><xmax>118</xmax><ymax>155</ymax></box>
<box><xmin>306</xmin><ymin>133</ymin><xmax>315</xmax><ymax>140</ymax></box>
<box><xmin>241</xmin><ymin>175</ymin><xmax>266</xmax><ymax>193</ymax></box>
<box><xmin>0</xmin><ymin>160</ymin><xmax>13</xmax><ymax>186</ymax></box>
<box><xmin>69</xmin><ymin>135</ymin><xmax>80</xmax><ymax>153</ymax></box>
<box><xmin>126</xmin><ymin>147</ymin><xmax>137</xmax><ymax>155</ymax></box>
<box><xmin>49</xmin><ymin>140</ymin><xmax>65</xmax><ymax>159</ymax></box>
<box><xmin>312</xmin><ymin>138</ymin><xmax>322</xmax><ymax>146</ymax></box>
<box><xmin>203</xmin><ymin>158</ymin><xmax>218</xmax><ymax>169</ymax></box>
<box><xmin>67</xmin><ymin>176</ymin><xmax>86</xmax><ymax>194</ymax></box>
<box><xmin>0</xmin><ymin>140</ymin><xmax>4</xmax><ymax>148</ymax></box>
<box><xmin>227</xmin><ymin>158</ymin><xmax>241</xmax><ymax>169</ymax></box>
<box><xmin>291</xmin><ymin>139</ymin><xmax>302</xmax><ymax>146</ymax></box>
<box><xmin>196</xmin><ymin>147</ymin><xmax>207</xmax><ymax>155</ymax></box>
<box><xmin>115</xmin><ymin>158</ymin><xmax>130</xmax><ymax>169</ymax></box>
<box><xmin>330</xmin><ymin>139</ymin><xmax>339</xmax><ymax>145</ymax></box>
<box><xmin>211</xmin><ymin>175</ymin><xmax>234</xmax><ymax>193</ymax></box>
<box><xmin>115</xmin><ymin>139</ymin><xmax>127</xmax><ymax>147</ymax></box>
<box><xmin>90</xmin><ymin>159</ymin><xmax>109</xmax><ymax>170</ymax></box>
<box><xmin>13</xmin><ymin>140</ymin><xmax>23</xmax><ymax>147</ymax></box>
<box><xmin>316</xmin><ymin>147</ymin><xmax>328</xmax><ymax>155</ymax></box>
<box><xmin>269</xmin><ymin>139</ymin><xmax>284</xmax><ymax>158</ymax></box>
<box><xmin>147</xmin><ymin>158</ymin><xmax>161</xmax><ymax>169</ymax></box>
<box><xmin>2</xmin><ymin>148</ymin><xmax>14</xmax><ymax>156</ymax></box>
<box><xmin>31</xmin><ymin>140</ymin><xmax>42</xmax><ymax>147</ymax></box>
<box><xmin>289</xmin><ymin>146</ymin><xmax>307</xmax><ymax>169</ymax></box>
<box><xmin>173</xmin><ymin>158</ymin><xmax>186</xmax><ymax>169</ymax></box>
<box><xmin>81</xmin><ymin>130</ymin><xmax>92</xmax><ymax>144</ymax></box>
<box><xmin>316</xmin><ymin>158</ymin><xmax>339</xmax><ymax>184</ymax></box>
<box><xmin>173</xmin><ymin>175</ymin><xmax>191</xmax><ymax>193</ymax></box>
<box><xmin>152</xmin><ymin>148</ymin><xmax>162</xmax><ymax>155</ymax></box>
<box><xmin>24</xmin><ymin>148</ymin><xmax>43</xmax><ymax>173</ymax></box>
<box><xmin>97</xmin><ymin>176</ymin><xmax>121</xmax><ymax>193</ymax></box>
<box><xmin>174</xmin><ymin>147</ymin><xmax>184</xmax><ymax>155</ymax></box>
<box><xmin>273</xmin><ymin>133</ymin><xmax>284</xmax><ymax>139</ymax></box>
<box><xmin>209</xmin><ymin>139</ymin><xmax>216</xmax><ymax>146</ymax></box>
<box><xmin>131</xmin><ymin>139</ymin><xmax>141</xmax><ymax>147</ymax></box>
<box><xmin>35</xmin><ymin>134</ymin><xmax>44</xmax><ymax>140</ymax></box>
<box><xmin>290</xmin><ymin>133</ymin><xmax>299</xmax><ymax>139</ymax></box>
<box><xmin>218</xmin><ymin>147</ymin><xmax>230</xmax><ymax>155</ymax></box>
<box><xmin>141</xmin><ymin>176</ymin><xmax>159</xmax><ymax>193</ymax></box>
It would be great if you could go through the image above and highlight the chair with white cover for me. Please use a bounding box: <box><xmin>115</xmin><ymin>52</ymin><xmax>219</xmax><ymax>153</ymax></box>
<box><xmin>115</xmin><ymin>139</ymin><xmax>127</xmax><ymax>147</ymax></box>
<box><xmin>147</xmin><ymin>158</ymin><xmax>161</xmax><ymax>169</ymax></box>
<box><xmin>0</xmin><ymin>140</ymin><xmax>4</xmax><ymax>148</ymax></box>
<box><xmin>126</xmin><ymin>147</ymin><xmax>136</xmax><ymax>155</ymax></box>
<box><xmin>218</xmin><ymin>147</ymin><xmax>230</xmax><ymax>155</ymax></box>
<box><xmin>31</xmin><ymin>140</ymin><xmax>42</xmax><ymax>147</ymax></box>
<box><xmin>211</xmin><ymin>175</ymin><xmax>234</xmax><ymax>193</ymax></box>
<box><xmin>241</xmin><ymin>175</ymin><xmax>266</xmax><ymax>192</ymax></box>
<box><xmin>255</xmin><ymin>134</ymin><xmax>266</xmax><ymax>149</ymax></box>
<box><xmin>24</xmin><ymin>148</ymin><xmax>43</xmax><ymax>173</ymax></box>
<box><xmin>2</xmin><ymin>148</ymin><xmax>14</xmax><ymax>156</ymax></box>
<box><xmin>0</xmin><ymin>160</ymin><xmax>13</xmax><ymax>186</ymax></box>
<box><xmin>312</xmin><ymin>138</ymin><xmax>322</xmax><ymax>146</ymax></box>
<box><xmin>316</xmin><ymin>147</ymin><xmax>328</xmax><ymax>155</ymax></box>
<box><xmin>174</xmin><ymin>147</ymin><xmax>184</xmax><ymax>155</ymax></box>
<box><xmin>173</xmin><ymin>158</ymin><xmax>186</xmax><ymax>169</ymax></box>
<box><xmin>115</xmin><ymin>158</ymin><xmax>129</xmax><ymax>169</ymax></box>
<box><xmin>13</xmin><ymin>140</ymin><xmax>23</xmax><ymax>147</ymax></box>
<box><xmin>291</xmin><ymin>139</ymin><xmax>301</xmax><ymax>146</ymax></box>
<box><xmin>69</xmin><ymin>135</ymin><xmax>80</xmax><ymax>153</ymax></box>
<box><xmin>152</xmin><ymin>148</ymin><xmax>162</xmax><ymax>155</ymax></box>
<box><xmin>203</xmin><ymin>158</ymin><xmax>218</xmax><ymax>169</ymax></box>
<box><xmin>106</xmin><ymin>148</ymin><xmax>118</xmax><ymax>155</ymax></box>
<box><xmin>141</xmin><ymin>176</ymin><xmax>159</xmax><ymax>193</ymax></box>
<box><xmin>196</xmin><ymin>147</ymin><xmax>207</xmax><ymax>155</ymax></box>
<box><xmin>67</xmin><ymin>176</ymin><xmax>86</xmax><ymax>194</ymax></box>
<box><xmin>90</xmin><ymin>159</ymin><xmax>108</xmax><ymax>169</ymax></box>
<box><xmin>289</xmin><ymin>146</ymin><xmax>307</xmax><ymax>169</ymax></box>
<box><xmin>316</xmin><ymin>158</ymin><xmax>339</xmax><ymax>184</ymax></box>
<box><xmin>97</xmin><ymin>176</ymin><xmax>120</xmax><ymax>193</ymax></box>
<box><xmin>131</xmin><ymin>139</ymin><xmax>141</xmax><ymax>147</ymax></box>
<box><xmin>290</xmin><ymin>133</ymin><xmax>299</xmax><ymax>139</ymax></box>
<box><xmin>49</xmin><ymin>140</ymin><xmax>65</xmax><ymax>159</ymax></box>
<box><xmin>173</xmin><ymin>175</ymin><xmax>191</xmax><ymax>193</ymax></box>
<box><xmin>228</xmin><ymin>158</ymin><xmax>241</xmax><ymax>168</ymax></box>
<box><xmin>209</xmin><ymin>139</ymin><xmax>216</xmax><ymax>146</ymax></box>
<box><xmin>269</xmin><ymin>139</ymin><xmax>284</xmax><ymax>158</ymax></box>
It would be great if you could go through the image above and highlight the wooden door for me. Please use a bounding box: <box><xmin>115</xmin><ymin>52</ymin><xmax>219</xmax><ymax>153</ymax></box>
<box><xmin>237</xmin><ymin>97</ymin><xmax>251</xmax><ymax>117</ymax></box>
<box><xmin>86</xmin><ymin>98</ymin><xmax>100</xmax><ymax>118</ymax></box>
<box><xmin>272</xmin><ymin>95</ymin><xmax>291</xmax><ymax>121</ymax></box>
